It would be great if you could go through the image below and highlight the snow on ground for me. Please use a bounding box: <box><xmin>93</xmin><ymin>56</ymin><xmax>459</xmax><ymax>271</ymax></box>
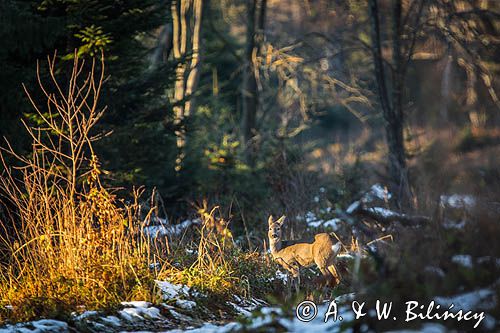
<box><xmin>272</xmin><ymin>269</ymin><xmax>289</xmax><ymax>284</ymax></box>
<box><xmin>367</xmin><ymin>207</ymin><xmax>400</xmax><ymax>218</ymax></box>
<box><xmin>73</xmin><ymin>310</ymin><xmax>98</xmax><ymax>321</ymax></box>
<box><xmin>345</xmin><ymin>184</ymin><xmax>392</xmax><ymax>214</ymax></box>
<box><xmin>440</xmin><ymin>194</ymin><xmax>476</xmax><ymax>210</ymax></box>
<box><xmin>157</xmin><ymin>295</ymin><xmax>357</xmax><ymax>333</ymax></box>
<box><xmin>346</xmin><ymin>200</ymin><xmax>360</xmax><ymax>214</ymax></box>
<box><xmin>143</xmin><ymin>219</ymin><xmax>200</xmax><ymax>238</ymax></box>
<box><xmin>162</xmin><ymin>322</ymin><xmax>241</xmax><ymax>333</ymax></box>
<box><xmin>363</xmin><ymin>184</ymin><xmax>392</xmax><ymax>202</ymax></box>
<box><xmin>175</xmin><ymin>299</ymin><xmax>197</xmax><ymax>310</ymax></box>
<box><xmin>154</xmin><ymin>287</ymin><xmax>498</xmax><ymax>333</ymax></box>
<box><xmin>305</xmin><ymin>211</ymin><xmax>317</xmax><ymax>224</ymax></box>
<box><xmin>477</xmin><ymin>256</ymin><xmax>500</xmax><ymax>267</ymax></box>
<box><xmin>384</xmin><ymin>323</ymin><xmax>447</xmax><ymax>333</ymax></box>
<box><xmin>434</xmin><ymin>288</ymin><xmax>498</xmax><ymax>330</ymax></box>
<box><xmin>424</xmin><ymin>266</ymin><xmax>446</xmax><ymax>278</ymax></box>
<box><xmin>0</xmin><ymin>319</ymin><xmax>69</xmax><ymax>333</ymax></box>
<box><xmin>451</xmin><ymin>254</ymin><xmax>473</xmax><ymax>268</ymax></box>
<box><xmin>155</xmin><ymin>280</ymin><xmax>193</xmax><ymax>300</ymax></box>
<box><xmin>434</xmin><ymin>288</ymin><xmax>497</xmax><ymax>311</ymax></box>
<box><xmin>119</xmin><ymin>304</ymin><xmax>162</xmax><ymax>321</ymax></box>
<box><xmin>122</xmin><ymin>301</ymin><xmax>153</xmax><ymax>308</ymax></box>
<box><xmin>119</xmin><ymin>301</ymin><xmax>164</xmax><ymax>322</ymax></box>
<box><xmin>451</xmin><ymin>254</ymin><xmax>500</xmax><ymax>268</ymax></box>
<box><xmin>160</xmin><ymin>303</ymin><xmax>355</xmax><ymax>333</ymax></box>
<box><xmin>98</xmin><ymin>315</ymin><xmax>121</xmax><ymax>327</ymax></box>
<box><xmin>442</xmin><ymin>219</ymin><xmax>466</xmax><ymax>230</ymax></box>
<box><xmin>305</xmin><ymin>212</ymin><xmax>342</xmax><ymax>231</ymax></box>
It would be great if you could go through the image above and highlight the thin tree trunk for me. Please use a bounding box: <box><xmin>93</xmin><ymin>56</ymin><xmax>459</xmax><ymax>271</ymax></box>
<box><xmin>172</xmin><ymin>0</ymin><xmax>186</xmax><ymax>172</ymax></box>
<box><xmin>368</xmin><ymin>0</ymin><xmax>391</xmax><ymax>115</ymax></box>
<box><xmin>170</xmin><ymin>0</ymin><xmax>204</xmax><ymax>173</ymax></box>
<box><xmin>440</xmin><ymin>51</ymin><xmax>453</xmax><ymax>122</ymax></box>
<box><xmin>184</xmin><ymin>0</ymin><xmax>203</xmax><ymax>117</ymax></box>
<box><xmin>369</xmin><ymin>0</ymin><xmax>411</xmax><ymax>209</ymax></box>
<box><xmin>241</xmin><ymin>0</ymin><xmax>259</xmax><ymax>165</ymax></box>
<box><xmin>390</xmin><ymin>0</ymin><xmax>411</xmax><ymax>208</ymax></box>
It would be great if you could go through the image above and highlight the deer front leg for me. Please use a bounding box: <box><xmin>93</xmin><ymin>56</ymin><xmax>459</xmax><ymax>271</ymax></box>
<box><xmin>317</xmin><ymin>266</ymin><xmax>333</xmax><ymax>287</ymax></box>
<box><xmin>276</xmin><ymin>257</ymin><xmax>299</xmax><ymax>276</ymax></box>
<box><xmin>276</xmin><ymin>258</ymin><xmax>301</xmax><ymax>291</ymax></box>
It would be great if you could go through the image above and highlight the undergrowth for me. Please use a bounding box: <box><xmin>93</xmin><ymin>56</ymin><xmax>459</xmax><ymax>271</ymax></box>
<box><xmin>0</xmin><ymin>54</ymin><xmax>277</xmax><ymax>324</ymax></box>
<box><xmin>158</xmin><ymin>205</ymin><xmax>278</xmax><ymax>299</ymax></box>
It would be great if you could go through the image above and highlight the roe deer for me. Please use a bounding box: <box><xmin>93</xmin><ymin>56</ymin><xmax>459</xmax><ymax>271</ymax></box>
<box><xmin>268</xmin><ymin>215</ymin><xmax>342</xmax><ymax>287</ymax></box>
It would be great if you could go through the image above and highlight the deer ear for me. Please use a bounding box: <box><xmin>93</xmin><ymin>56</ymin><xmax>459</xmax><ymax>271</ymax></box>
<box><xmin>276</xmin><ymin>215</ymin><xmax>286</xmax><ymax>226</ymax></box>
<box><xmin>268</xmin><ymin>215</ymin><xmax>274</xmax><ymax>226</ymax></box>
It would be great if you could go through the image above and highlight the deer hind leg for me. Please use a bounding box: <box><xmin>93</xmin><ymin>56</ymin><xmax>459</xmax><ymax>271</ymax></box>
<box><xmin>316</xmin><ymin>266</ymin><xmax>334</xmax><ymax>288</ymax></box>
<box><xmin>315</xmin><ymin>255</ymin><xmax>334</xmax><ymax>287</ymax></box>
<box><xmin>289</xmin><ymin>262</ymin><xmax>301</xmax><ymax>292</ymax></box>
<box><xmin>327</xmin><ymin>264</ymin><xmax>340</xmax><ymax>286</ymax></box>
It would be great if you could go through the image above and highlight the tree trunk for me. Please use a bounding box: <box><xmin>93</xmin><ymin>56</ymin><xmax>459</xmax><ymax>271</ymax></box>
<box><xmin>369</xmin><ymin>0</ymin><xmax>412</xmax><ymax>209</ymax></box>
<box><xmin>184</xmin><ymin>0</ymin><xmax>203</xmax><ymax>117</ymax></box>
<box><xmin>170</xmin><ymin>0</ymin><xmax>204</xmax><ymax>173</ymax></box>
<box><xmin>440</xmin><ymin>51</ymin><xmax>453</xmax><ymax>122</ymax></box>
<box><xmin>241</xmin><ymin>0</ymin><xmax>265</xmax><ymax>166</ymax></box>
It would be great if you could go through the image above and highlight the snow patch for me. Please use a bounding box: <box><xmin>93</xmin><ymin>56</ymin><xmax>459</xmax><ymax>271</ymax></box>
<box><xmin>163</xmin><ymin>294</ymin><xmax>355</xmax><ymax>333</ymax></box>
<box><xmin>434</xmin><ymin>288</ymin><xmax>497</xmax><ymax>311</ymax></box>
<box><xmin>99</xmin><ymin>315</ymin><xmax>121</xmax><ymax>327</ymax></box>
<box><xmin>0</xmin><ymin>319</ymin><xmax>69</xmax><ymax>333</ymax></box>
<box><xmin>477</xmin><ymin>256</ymin><xmax>500</xmax><ymax>267</ymax></box>
<box><xmin>228</xmin><ymin>302</ymin><xmax>252</xmax><ymax>316</ymax></box>
<box><xmin>367</xmin><ymin>207</ymin><xmax>400</xmax><ymax>218</ymax></box>
<box><xmin>307</xmin><ymin>217</ymin><xmax>341</xmax><ymax>230</ymax></box>
<box><xmin>385</xmin><ymin>323</ymin><xmax>447</xmax><ymax>333</ymax></box>
<box><xmin>451</xmin><ymin>254</ymin><xmax>473</xmax><ymax>268</ymax></box>
<box><xmin>440</xmin><ymin>194</ymin><xmax>476</xmax><ymax>209</ymax></box>
<box><xmin>162</xmin><ymin>322</ymin><xmax>241</xmax><ymax>333</ymax></box>
<box><xmin>119</xmin><ymin>304</ymin><xmax>162</xmax><ymax>321</ymax></box>
<box><xmin>121</xmin><ymin>301</ymin><xmax>152</xmax><ymax>308</ymax></box>
<box><xmin>424</xmin><ymin>266</ymin><xmax>446</xmax><ymax>278</ymax></box>
<box><xmin>346</xmin><ymin>201</ymin><xmax>360</xmax><ymax>214</ymax></box>
<box><xmin>72</xmin><ymin>310</ymin><xmax>98</xmax><ymax>321</ymax></box>
<box><xmin>175</xmin><ymin>299</ymin><xmax>197</xmax><ymax>310</ymax></box>
<box><xmin>156</xmin><ymin>280</ymin><xmax>192</xmax><ymax>300</ymax></box>
<box><xmin>274</xmin><ymin>270</ymin><xmax>289</xmax><ymax>284</ymax></box>
<box><xmin>323</xmin><ymin>218</ymin><xmax>341</xmax><ymax>229</ymax></box>
<box><xmin>364</xmin><ymin>184</ymin><xmax>392</xmax><ymax>202</ymax></box>
<box><xmin>442</xmin><ymin>219</ymin><xmax>466</xmax><ymax>230</ymax></box>
<box><xmin>143</xmin><ymin>219</ymin><xmax>200</xmax><ymax>238</ymax></box>
<box><xmin>305</xmin><ymin>212</ymin><xmax>317</xmax><ymax>224</ymax></box>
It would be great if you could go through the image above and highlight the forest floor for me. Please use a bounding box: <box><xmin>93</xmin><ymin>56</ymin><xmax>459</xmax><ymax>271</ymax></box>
<box><xmin>1</xmin><ymin>184</ymin><xmax>498</xmax><ymax>333</ymax></box>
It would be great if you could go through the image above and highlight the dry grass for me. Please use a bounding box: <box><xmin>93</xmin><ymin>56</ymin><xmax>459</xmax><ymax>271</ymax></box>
<box><xmin>0</xmin><ymin>54</ymin><xmax>158</xmax><ymax>323</ymax></box>
<box><xmin>159</xmin><ymin>204</ymin><xmax>276</xmax><ymax>299</ymax></box>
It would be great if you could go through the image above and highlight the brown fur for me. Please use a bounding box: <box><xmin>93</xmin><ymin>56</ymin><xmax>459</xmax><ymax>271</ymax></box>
<box><xmin>268</xmin><ymin>215</ymin><xmax>342</xmax><ymax>287</ymax></box>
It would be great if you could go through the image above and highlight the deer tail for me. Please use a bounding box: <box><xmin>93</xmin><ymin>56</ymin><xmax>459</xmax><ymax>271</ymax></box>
<box><xmin>332</xmin><ymin>242</ymin><xmax>342</xmax><ymax>254</ymax></box>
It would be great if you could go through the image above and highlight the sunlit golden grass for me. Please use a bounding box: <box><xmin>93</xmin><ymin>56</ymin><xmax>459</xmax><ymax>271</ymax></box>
<box><xmin>0</xmin><ymin>54</ymin><xmax>159</xmax><ymax>323</ymax></box>
<box><xmin>159</xmin><ymin>205</ymin><xmax>276</xmax><ymax>298</ymax></box>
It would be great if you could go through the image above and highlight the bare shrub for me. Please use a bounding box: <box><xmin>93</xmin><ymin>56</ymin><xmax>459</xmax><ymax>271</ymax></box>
<box><xmin>0</xmin><ymin>54</ymin><xmax>156</xmax><ymax>322</ymax></box>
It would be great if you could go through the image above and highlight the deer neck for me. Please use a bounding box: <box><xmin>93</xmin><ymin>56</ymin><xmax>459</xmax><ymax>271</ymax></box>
<box><xmin>269</xmin><ymin>237</ymin><xmax>282</xmax><ymax>256</ymax></box>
